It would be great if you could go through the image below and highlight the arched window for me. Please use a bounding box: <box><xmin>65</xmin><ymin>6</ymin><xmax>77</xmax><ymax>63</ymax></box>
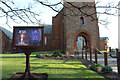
<box><xmin>80</xmin><ymin>17</ymin><xmax>84</xmax><ymax>24</ymax></box>
<box><xmin>45</xmin><ymin>37</ymin><xmax>47</xmax><ymax>46</ymax></box>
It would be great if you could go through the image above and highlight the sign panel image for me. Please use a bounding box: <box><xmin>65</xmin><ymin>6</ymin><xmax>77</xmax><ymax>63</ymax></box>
<box><xmin>30</xmin><ymin>29</ymin><xmax>42</xmax><ymax>46</ymax></box>
<box><xmin>15</xmin><ymin>29</ymin><xmax>29</xmax><ymax>46</ymax></box>
<box><xmin>13</xmin><ymin>27</ymin><xmax>43</xmax><ymax>47</ymax></box>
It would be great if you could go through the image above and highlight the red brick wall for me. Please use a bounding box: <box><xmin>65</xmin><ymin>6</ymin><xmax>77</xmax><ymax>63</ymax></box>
<box><xmin>0</xmin><ymin>29</ymin><xmax>12</xmax><ymax>52</ymax></box>
<box><xmin>100</xmin><ymin>40</ymin><xmax>105</xmax><ymax>51</ymax></box>
<box><xmin>63</xmin><ymin>2</ymin><xmax>100</xmax><ymax>55</ymax></box>
<box><xmin>52</xmin><ymin>9</ymin><xmax>65</xmax><ymax>52</ymax></box>
<box><xmin>43</xmin><ymin>34</ymin><xmax>52</xmax><ymax>51</ymax></box>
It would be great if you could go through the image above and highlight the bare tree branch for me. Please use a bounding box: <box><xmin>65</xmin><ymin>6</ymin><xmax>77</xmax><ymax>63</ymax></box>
<box><xmin>0</xmin><ymin>0</ymin><xmax>119</xmax><ymax>28</ymax></box>
<box><xmin>34</xmin><ymin>0</ymin><xmax>62</xmax><ymax>12</ymax></box>
<box><xmin>34</xmin><ymin>0</ymin><xmax>119</xmax><ymax>27</ymax></box>
<box><xmin>0</xmin><ymin>0</ymin><xmax>41</xmax><ymax>28</ymax></box>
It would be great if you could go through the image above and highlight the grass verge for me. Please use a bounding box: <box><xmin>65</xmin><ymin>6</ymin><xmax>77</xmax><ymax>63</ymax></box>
<box><xmin>1</xmin><ymin>54</ymin><xmax>105</xmax><ymax>79</ymax></box>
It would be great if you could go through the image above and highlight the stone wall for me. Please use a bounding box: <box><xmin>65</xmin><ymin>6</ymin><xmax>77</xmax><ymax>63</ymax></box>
<box><xmin>100</xmin><ymin>39</ymin><xmax>109</xmax><ymax>51</ymax></box>
<box><xmin>0</xmin><ymin>29</ymin><xmax>12</xmax><ymax>52</ymax></box>
<box><xmin>64</xmin><ymin>2</ymin><xmax>100</xmax><ymax>55</ymax></box>
<box><xmin>43</xmin><ymin>34</ymin><xmax>52</xmax><ymax>51</ymax></box>
<box><xmin>52</xmin><ymin>9</ymin><xmax>65</xmax><ymax>52</ymax></box>
<box><xmin>100</xmin><ymin>40</ymin><xmax>105</xmax><ymax>51</ymax></box>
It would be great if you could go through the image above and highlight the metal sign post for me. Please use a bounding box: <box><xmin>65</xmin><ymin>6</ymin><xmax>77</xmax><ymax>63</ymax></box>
<box><xmin>13</xmin><ymin>26</ymin><xmax>44</xmax><ymax>79</ymax></box>
<box><xmin>24</xmin><ymin>49</ymin><xmax>31</xmax><ymax>78</ymax></box>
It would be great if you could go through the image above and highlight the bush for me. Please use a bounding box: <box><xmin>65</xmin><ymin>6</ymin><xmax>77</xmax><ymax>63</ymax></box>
<box><xmin>59</xmin><ymin>54</ymin><xmax>62</xmax><ymax>57</ymax></box>
<box><xmin>45</xmin><ymin>55</ymin><xmax>49</xmax><ymax>57</ymax></box>
<box><xmin>36</xmin><ymin>54</ymin><xmax>41</xmax><ymax>58</ymax></box>
<box><xmin>52</xmin><ymin>50</ymin><xmax>62</xmax><ymax>57</ymax></box>
<box><xmin>53</xmin><ymin>50</ymin><xmax>61</xmax><ymax>53</ymax></box>
<box><xmin>2</xmin><ymin>52</ymin><xmax>11</xmax><ymax>54</ymax></box>
<box><xmin>101</xmin><ymin>66</ymin><xmax>113</xmax><ymax>73</ymax></box>
<box><xmin>89</xmin><ymin>63</ymin><xmax>103</xmax><ymax>72</ymax></box>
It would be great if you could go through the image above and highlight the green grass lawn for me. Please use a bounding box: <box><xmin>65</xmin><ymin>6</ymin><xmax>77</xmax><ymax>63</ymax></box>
<box><xmin>100</xmin><ymin>51</ymin><xmax>109</xmax><ymax>53</ymax></box>
<box><xmin>32</xmin><ymin>51</ymin><xmax>55</xmax><ymax>55</ymax></box>
<box><xmin>1</xmin><ymin>54</ymin><xmax>105</xmax><ymax>79</ymax></box>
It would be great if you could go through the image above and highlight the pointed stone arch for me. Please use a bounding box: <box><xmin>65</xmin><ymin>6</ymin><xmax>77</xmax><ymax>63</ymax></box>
<box><xmin>74</xmin><ymin>31</ymin><xmax>91</xmax><ymax>50</ymax></box>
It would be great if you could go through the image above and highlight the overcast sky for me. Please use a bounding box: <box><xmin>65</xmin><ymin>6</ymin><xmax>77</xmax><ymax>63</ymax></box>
<box><xmin>0</xmin><ymin>0</ymin><xmax>119</xmax><ymax>49</ymax></box>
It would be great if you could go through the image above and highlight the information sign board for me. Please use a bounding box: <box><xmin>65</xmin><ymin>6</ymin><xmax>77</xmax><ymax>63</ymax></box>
<box><xmin>13</xmin><ymin>26</ymin><xmax>43</xmax><ymax>47</ymax></box>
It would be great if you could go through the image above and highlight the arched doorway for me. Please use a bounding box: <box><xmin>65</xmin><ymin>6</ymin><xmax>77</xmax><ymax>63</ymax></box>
<box><xmin>74</xmin><ymin>31</ymin><xmax>90</xmax><ymax>50</ymax></box>
<box><xmin>77</xmin><ymin>36</ymin><xmax>87</xmax><ymax>50</ymax></box>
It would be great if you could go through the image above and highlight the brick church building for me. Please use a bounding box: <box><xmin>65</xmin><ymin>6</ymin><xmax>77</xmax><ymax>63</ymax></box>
<box><xmin>43</xmin><ymin>1</ymin><xmax>100</xmax><ymax>55</ymax></box>
<box><xmin>0</xmin><ymin>2</ymin><xmax>109</xmax><ymax>54</ymax></box>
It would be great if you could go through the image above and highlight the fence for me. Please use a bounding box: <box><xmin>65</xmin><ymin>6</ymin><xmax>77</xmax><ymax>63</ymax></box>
<box><xmin>81</xmin><ymin>47</ymin><xmax>120</xmax><ymax>75</ymax></box>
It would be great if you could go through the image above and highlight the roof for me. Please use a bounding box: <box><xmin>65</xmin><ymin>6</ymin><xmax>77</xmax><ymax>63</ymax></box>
<box><xmin>43</xmin><ymin>25</ymin><xmax>52</xmax><ymax>34</ymax></box>
<box><xmin>100</xmin><ymin>37</ymin><xmax>109</xmax><ymax>40</ymax></box>
<box><xmin>0</xmin><ymin>26</ymin><xmax>13</xmax><ymax>40</ymax></box>
<box><xmin>52</xmin><ymin>8</ymin><xmax>64</xmax><ymax>18</ymax></box>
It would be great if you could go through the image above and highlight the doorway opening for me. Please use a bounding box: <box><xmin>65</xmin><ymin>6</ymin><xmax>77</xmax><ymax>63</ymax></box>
<box><xmin>77</xmin><ymin>36</ymin><xmax>87</xmax><ymax>50</ymax></box>
<box><xmin>74</xmin><ymin>31</ymin><xmax>90</xmax><ymax>51</ymax></box>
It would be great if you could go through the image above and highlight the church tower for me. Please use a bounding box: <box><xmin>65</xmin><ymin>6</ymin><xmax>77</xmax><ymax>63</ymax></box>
<box><xmin>63</xmin><ymin>1</ymin><xmax>100</xmax><ymax>55</ymax></box>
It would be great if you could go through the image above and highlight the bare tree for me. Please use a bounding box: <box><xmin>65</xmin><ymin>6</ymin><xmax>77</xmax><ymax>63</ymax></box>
<box><xmin>0</xmin><ymin>0</ymin><xmax>119</xmax><ymax>28</ymax></box>
<box><xmin>0</xmin><ymin>0</ymin><xmax>41</xmax><ymax>28</ymax></box>
<box><xmin>34</xmin><ymin>0</ymin><xmax>119</xmax><ymax>26</ymax></box>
